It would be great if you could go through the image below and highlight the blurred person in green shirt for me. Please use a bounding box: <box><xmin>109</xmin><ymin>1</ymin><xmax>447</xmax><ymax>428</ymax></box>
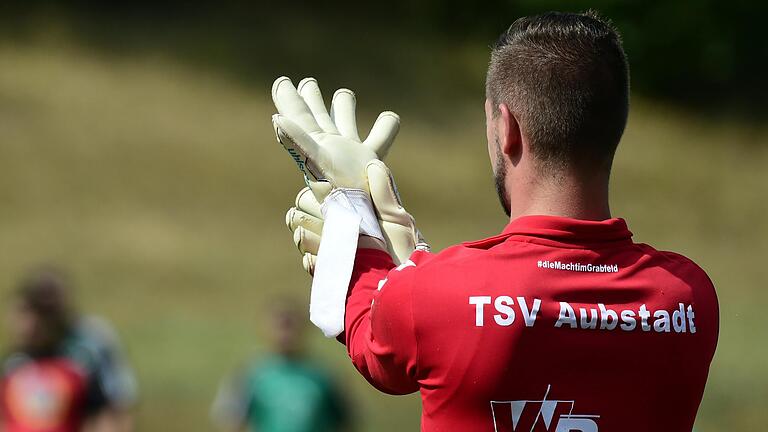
<box><xmin>211</xmin><ymin>302</ymin><xmax>350</xmax><ymax>432</ymax></box>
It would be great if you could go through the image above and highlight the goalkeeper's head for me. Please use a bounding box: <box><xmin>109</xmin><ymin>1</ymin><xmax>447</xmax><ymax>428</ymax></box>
<box><xmin>485</xmin><ymin>11</ymin><xmax>629</xmax><ymax>217</ymax></box>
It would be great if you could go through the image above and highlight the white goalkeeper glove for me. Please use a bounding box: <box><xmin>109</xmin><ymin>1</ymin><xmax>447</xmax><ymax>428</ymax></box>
<box><xmin>272</xmin><ymin>76</ymin><xmax>426</xmax><ymax>336</ymax></box>
<box><xmin>287</xmin><ymin>160</ymin><xmax>428</xmax><ymax>275</ymax></box>
<box><xmin>272</xmin><ymin>76</ymin><xmax>398</xmax><ymax>200</ymax></box>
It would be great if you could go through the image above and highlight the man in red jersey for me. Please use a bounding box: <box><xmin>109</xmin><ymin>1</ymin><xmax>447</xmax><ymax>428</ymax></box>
<box><xmin>1</xmin><ymin>267</ymin><xmax>137</xmax><ymax>432</ymax></box>
<box><xmin>273</xmin><ymin>11</ymin><xmax>718</xmax><ymax>432</ymax></box>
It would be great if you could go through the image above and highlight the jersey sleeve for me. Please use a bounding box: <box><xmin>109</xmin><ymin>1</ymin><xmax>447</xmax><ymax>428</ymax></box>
<box><xmin>341</xmin><ymin>248</ymin><xmax>423</xmax><ymax>395</ymax></box>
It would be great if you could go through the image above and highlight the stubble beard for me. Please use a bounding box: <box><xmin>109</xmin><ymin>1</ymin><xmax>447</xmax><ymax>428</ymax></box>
<box><xmin>493</xmin><ymin>137</ymin><xmax>511</xmax><ymax>217</ymax></box>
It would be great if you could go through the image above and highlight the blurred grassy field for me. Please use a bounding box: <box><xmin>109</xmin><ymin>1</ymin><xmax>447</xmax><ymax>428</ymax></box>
<box><xmin>0</xmin><ymin>42</ymin><xmax>766</xmax><ymax>431</ymax></box>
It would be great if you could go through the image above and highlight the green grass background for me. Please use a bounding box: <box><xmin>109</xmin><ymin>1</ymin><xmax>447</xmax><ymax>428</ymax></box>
<box><xmin>0</xmin><ymin>42</ymin><xmax>766</xmax><ymax>431</ymax></box>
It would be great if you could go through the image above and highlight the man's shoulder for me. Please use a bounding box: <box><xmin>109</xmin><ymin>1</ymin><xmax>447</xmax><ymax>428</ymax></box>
<box><xmin>634</xmin><ymin>243</ymin><xmax>714</xmax><ymax>286</ymax></box>
<box><xmin>374</xmin><ymin>238</ymin><xmax>516</xmax><ymax>301</ymax></box>
<box><xmin>405</xmin><ymin>232</ymin><xmax>515</xmax><ymax>273</ymax></box>
<box><xmin>63</xmin><ymin>317</ymin><xmax>113</xmax><ymax>368</ymax></box>
<box><xmin>630</xmin><ymin>242</ymin><xmax>718</xmax><ymax>315</ymax></box>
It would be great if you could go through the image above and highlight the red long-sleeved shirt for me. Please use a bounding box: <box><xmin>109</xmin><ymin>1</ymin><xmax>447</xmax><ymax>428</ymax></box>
<box><xmin>341</xmin><ymin>216</ymin><xmax>718</xmax><ymax>431</ymax></box>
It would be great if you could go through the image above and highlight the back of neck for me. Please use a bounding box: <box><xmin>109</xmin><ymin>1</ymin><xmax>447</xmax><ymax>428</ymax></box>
<box><xmin>508</xmin><ymin>172</ymin><xmax>611</xmax><ymax>221</ymax></box>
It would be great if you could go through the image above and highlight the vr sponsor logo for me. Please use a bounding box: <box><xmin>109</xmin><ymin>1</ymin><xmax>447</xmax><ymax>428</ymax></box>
<box><xmin>491</xmin><ymin>386</ymin><xmax>598</xmax><ymax>432</ymax></box>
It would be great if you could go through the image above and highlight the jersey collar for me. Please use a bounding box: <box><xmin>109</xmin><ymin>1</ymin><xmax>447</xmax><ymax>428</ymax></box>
<box><xmin>464</xmin><ymin>215</ymin><xmax>633</xmax><ymax>249</ymax></box>
<box><xmin>504</xmin><ymin>215</ymin><xmax>631</xmax><ymax>240</ymax></box>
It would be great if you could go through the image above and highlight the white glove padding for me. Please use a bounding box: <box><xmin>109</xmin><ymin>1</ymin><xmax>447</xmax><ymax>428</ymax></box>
<box><xmin>366</xmin><ymin>160</ymin><xmax>430</xmax><ymax>261</ymax></box>
<box><xmin>286</xmin><ymin>161</ymin><xmax>429</xmax><ymax>270</ymax></box>
<box><xmin>271</xmin><ymin>76</ymin><xmax>399</xmax><ymax>200</ymax></box>
<box><xmin>285</xmin><ymin>188</ymin><xmax>321</xmax><ymax>274</ymax></box>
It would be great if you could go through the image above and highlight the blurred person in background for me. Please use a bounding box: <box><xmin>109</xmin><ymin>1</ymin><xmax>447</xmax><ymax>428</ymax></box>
<box><xmin>211</xmin><ymin>301</ymin><xmax>350</xmax><ymax>432</ymax></box>
<box><xmin>0</xmin><ymin>266</ymin><xmax>137</xmax><ymax>432</ymax></box>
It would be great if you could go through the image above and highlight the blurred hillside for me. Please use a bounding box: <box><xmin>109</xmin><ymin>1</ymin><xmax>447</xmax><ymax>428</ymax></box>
<box><xmin>0</xmin><ymin>40</ymin><xmax>766</xmax><ymax>431</ymax></box>
<box><xmin>1</xmin><ymin>1</ymin><xmax>767</xmax><ymax>116</ymax></box>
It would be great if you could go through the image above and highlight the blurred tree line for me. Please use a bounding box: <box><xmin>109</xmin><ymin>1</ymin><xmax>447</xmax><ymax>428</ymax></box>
<box><xmin>1</xmin><ymin>0</ymin><xmax>765</xmax><ymax>117</ymax></box>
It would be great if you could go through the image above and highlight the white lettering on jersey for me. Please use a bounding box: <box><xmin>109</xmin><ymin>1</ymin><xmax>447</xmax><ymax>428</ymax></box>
<box><xmin>470</xmin><ymin>296</ymin><xmax>543</xmax><ymax>328</ymax></box>
<box><xmin>471</xmin><ymin>297</ymin><xmax>697</xmax><ymax>334</ymax></box>
<box><xmin>469</xmin><ymin>296</ymin><xmax>492</xmax><ymax>327</ymax></box>
<box><xmin>518</xmin><ymin>297</ymin><xmax>541</xmax><ymax>327</ymax></box>
<box><xmin>553</xmin><ymin>301</ymin><xmax>696</xmax><ymax>333</ymax></box>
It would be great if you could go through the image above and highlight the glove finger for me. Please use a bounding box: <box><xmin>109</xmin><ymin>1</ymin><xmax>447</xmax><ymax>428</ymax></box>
<box><xmin>271</xmin><ymin>77</ymin><xmax>322</xmax><ymax>134</ymax></box>
<box><xmin>293</xmin><ymin>226</ymin><xmax>321</xmax><ymax>255</ymax></box>
<box><xmin>297</xmin><ymin>78</ymin><xmax>339</xmax><ymax>134</ymax></box>
<box><xmin>366</xmin><ymin>160</ymin><xmax>410</xmax><ymax>223</ymax></box>
<box><xmin>295</xmin><ymin>187</ymin><xmax>322</xmax><ymax>218</ymax></box>
<box><xmin>286</xmin><ymin>207</ymin><xmax>324</xmax><ymax>235</ymax></box>
<box><xmin>330</xmin><ymin>88</ymin><xmax>361</xmax><ymax>141</ymax></box>
<box><xmin>363</xmin><ymin>111</ymin><xmax>400</xmax><ymax>159</ymax></box>
<box><xmin>303</xmin><ymin>253</ymin><xmax>317</xmax><ymax>276</ymax></box>
<box><xmin>379</xmin><ymin>221</ymin><xmax>414</xmax><ymax>266</ymax></box>
<box><xmin>273</xmin><ymin>115</ymin><xmax>326</xmax><ymax>182</ymax></box>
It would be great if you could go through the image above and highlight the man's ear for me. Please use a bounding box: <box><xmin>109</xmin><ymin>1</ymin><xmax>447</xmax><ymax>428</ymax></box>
<box><xmin>498</xmin><ymin>103</ymin><xmax>522</xmax><ymax>163</ymax></box>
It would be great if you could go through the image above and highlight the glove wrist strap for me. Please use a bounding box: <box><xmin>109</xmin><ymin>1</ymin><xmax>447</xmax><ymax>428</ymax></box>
<box><xmin>310</xmin><ymin>188</ymin><xmax>383</xmax><ymax>338</ymax></box>
<box><xmin>321</xmin><ymin>188</ymin><xmax>384</xmax><ymax>241</ymax></box>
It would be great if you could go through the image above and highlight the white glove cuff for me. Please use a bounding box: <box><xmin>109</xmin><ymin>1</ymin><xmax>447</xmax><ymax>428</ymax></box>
<box><xmin>310</xmin><ymin>188</ymin><xmax>383</xmax><ymax>338</ymax></box>
<box><xmin>321</xmin><ymin>188</ymin><xmax>384</xmax><ymax>242</ymax></box>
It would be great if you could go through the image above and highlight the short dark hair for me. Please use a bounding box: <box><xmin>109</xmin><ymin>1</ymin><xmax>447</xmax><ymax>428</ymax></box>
<box><xmin>486</xmin><ymin>11</ymin><xmax>629</xmax><ymax>175</ymax></box>
<box><xmin>16</xmin><ymin>266</ymin><xmax>74</xmax><ymax>331</ymax></box>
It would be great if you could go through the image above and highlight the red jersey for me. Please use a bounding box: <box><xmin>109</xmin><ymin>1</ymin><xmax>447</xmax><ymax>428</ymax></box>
<box><xmin>342</xmin><ymin>216</ymin><xmax>718</xmax><ymax>431</ymax></box>
<box><xmin>1</xmin><ymin>317</ymin><xmax>137</xmax><ymax>432</ymax></box>
<box><xmin>0</xmin><ymin>357</ymin><xmax>88</xmax><ymax>432</ymax></box>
